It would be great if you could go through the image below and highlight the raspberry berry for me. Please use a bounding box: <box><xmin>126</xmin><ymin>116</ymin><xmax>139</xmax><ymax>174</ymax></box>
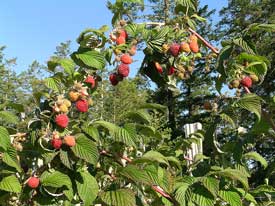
<box><xmin>120</xmin><ymin>54</ymin><xmax>132</xmax><ymax>64</ymax></box>
<box><xmin>27</xmin><ymin>177</ymin><xmax>40</xmax><ymax>189</ymax></box>
<box><xmin>118</xmin><ymin>64</ymin><xmax>130</xmax><ymax>77</ymax></box>
<box><xmin>75</xmin><ymin>99</ymin><xmax>89</xmax><ymax>113</ymax></box>
<box><xmin>51</xmin><ymin>138</ymin><xmax>62</xmax><ymax>149</ymax></box>
<box><xmin>241</xmin><ymin>76</ymin><xmax>253</xmax><ymax>88</ymax></box>
<box><xmin>64</xmin><ymin>135</ymin><xmax>76</xmax><ymax>147</ymax></box>
<box><xmin>85</xmin><ymin>76</ymin><xmax>96</xmax><ymax>88</ymax></box>
<box><xmin>55</xmin><ymin>114</ymin><xmax>69</xmax><ymax>128</ymax></box>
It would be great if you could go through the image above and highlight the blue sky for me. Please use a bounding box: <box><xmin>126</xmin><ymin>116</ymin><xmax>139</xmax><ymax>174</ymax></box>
<box><xmin>0</xmin><ymin>0</ymin><xmax>227</xmax><ymax>73</ymax></box>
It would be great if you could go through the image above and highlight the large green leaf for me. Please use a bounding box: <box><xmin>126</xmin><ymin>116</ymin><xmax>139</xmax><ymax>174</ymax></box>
<box><xmin>0</xmin><ymin>111</ymin><xmax>19</xmax><ymax>124</ymax></box>
<box><xmin>233</xmin><ymin>93</ymin><xmax>262</xmax><ymax>120</ymax></box>
<box><xmin>175</xmin><ymin>183</ymin><xmax>190</xmax><ymax>206</ymax></box>
<box><xmin>93</xmin><ymin>121</ymin><xmax>136</xmax><ymax>146</ymax></box>
<box><xmin>76</xmin><ymin>171</ymin><xmax>99</xmax><ymax>206</ymax></box>
<box><xmin>236</xmin><ymin>188</ymin><xmax>257</xmax><ymax>204</ymax></box>
<box><xmin>218</xmin><ymin>190</ymin><xmax>242</xmax><ymax>206</ymax></box>
<box><xmin>71</xmin><ymin>134</ymin><xmax>99</xmax><ymax>165</ymax></box>
<box><xmin>123</xmin><ymin>110</ymin><xmax>151</xmax><ymax>124</ymax></box>
<box><xmin>2</xmin><ymin>146</ymin><xmax>21</xmax><ymax>172</ymax></box>
<box><xmin>81</xmin><ymin>125</ymin><xmax>99</xmax><ymax>142</ymax></box>
<box><xmin>0</xmin><ymin>126</ymin><xmax>11</xmax><ymax>151</ymax></box>
<box><xmin>233</xmin><ymin>38</ymin><xmax>255</xmax><ymax>54</ymax></box>
<box><xmin>71</xmin><ymin>50</ymin><xmax>105</xmax><ymax>70</ymax></box>
<box><xmin>59</xmin><ymin>150</ymin><xmax>73</xmax><ymax>170</ymax></box>
<box><xmin>210</xmin><ymin>167</ymin><xmax>249</xmax><ymax>190</ymax></box>
<box><xmin>44</xmin><ymin>77</ymin><xmax>61</xmax><ymax>92</ymax></box>
<box><xmin>191</xmin><ymin>185</ymin><xmax>215</xmax><ymax>206</ymax></box>
<box><xmin>101</xmin><ymin>189</ymin><xmax>136</xmax><ymax>206</ymax></box>
<box><xmin>40</xmin><ymin>170</ymin><xmax>71</xmax><ymax>188</ymax></box>
<box><xmin>243</xmin><ymin>151</ymin><xmax>268</xmax><ymax>169</ymax></box>
<box><xmin>40</xmin><ymin>170</ymin><xmax>73</xmax><ymax>200</ymax></box>
<box><xmin>243</xmin><ymin>61</ymin><xmax>268</xmax><ymax>83</ymax></box>
<box><xmin>0</xmin><ymin>175</ymin><xmax>21</xmax><ymax>193</ymax></box>
<box><xmin>135</xmin><ymin>150</ymin><xmax>169</xmax><ymax>165</ymax></box>
<box><xmin>200</xmin><ymin>177</ymin><xmax>219</xmax><ymax>198</ymax></box>
<box><xmin>119</xmin><ymin>165</ymin><xmax>151</xmax><ymax>184</ymax></box>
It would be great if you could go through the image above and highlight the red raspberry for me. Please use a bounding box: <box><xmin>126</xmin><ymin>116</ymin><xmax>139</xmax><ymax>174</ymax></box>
<box><xmin>189</xmin><ymin>41</ymin><xmax>199</xmax><ymax>53</ymax></box>
<box><xmin>118</xmin><ymin>64</ymin><xmax>130</xmax><ymax>77</ymax></box>
<box><xmin>120</xmin><ymin>54</ymin><xmax>132</xmax><ymax>64</ymax></box>
<box><xmin>51</xmin><ymin>138</ymin><xmax>62</xmax><ymax>149</ymax></box>
<box><xmin>27</xmin><ymin>177</ymin><xmax>40</xmax><ymax>189</ymax></box>
<box><xmin>75</xmin><ymin>99</ymin><xmax>89</xmax><ymax>113</ymax></box>
<box><xmin>109</xmin><ymin>73</ymin><xmax>119</xmax><ymax>86</ymax></box>
<box><xmin>169</xmin><ymin>43</ymin><xmax>181</xmax><ymax>57</ymax></box>
<box><xmin>84</xmin><ymin>76</ymin><xmax>96</xmax><ymax>88</ymax></box>
<box><xmin>116</xmin><ymin>36</ymin><xmax>126</xmax><ymax>45</ymax></box>
<box><xmin>241</xmin><ymin>76</ymin><xmax>253</xmax><ymax>88</ymax></box>
<box><xmin>55</xmin><ymin>114</ymin><xmax>69</xmax><ymax>128</ymax></box>
<box><xmin>168</xmin><ymin>67</ymin><xmax>175</xmax><ymax>75</ymax></box>
<box><xmin>118</xmin><ymin>29</ymin><xmax>128</xmax><ymax>39</ymax></box>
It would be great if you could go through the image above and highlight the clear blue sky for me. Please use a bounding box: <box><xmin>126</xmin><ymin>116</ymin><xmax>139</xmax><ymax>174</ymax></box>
<box><xmin>0</xmin><ymin>0</ymin><xmax>227</xmax><ymax>73</ymax></box>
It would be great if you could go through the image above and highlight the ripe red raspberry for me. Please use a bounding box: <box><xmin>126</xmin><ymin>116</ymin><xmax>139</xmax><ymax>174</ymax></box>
<box><xmin>120</xmin><ymin>54</ymin><xmax>132</xmax><ymax>64</ymax></box>
<box><xmin>64</xmin><ymin>135</ymin><xmax>76</xmax><ymax>147</ymax></box>
<box><xmin>55</xmin><ymin>114</ymin><xmax>69</xmax><ymax>128</ymax></box>
<box><xmin>27</xmin><ymin>177</ymin><xmax>40</xmax><ymax>189</ymax></box>
<box><xmin>51</xmin><ymin>138</ymin><xmax>62</xmax><ymax>149</ymax></box>
<box><xmin>118</xmin><ymin>64</ymin><xmax>130</xmax><ymax>77</ymax></box>
<box><xmin>75</xmin><ymin>99</ymin><xmax>89</xmax><ymax>112</ymax></box>
<box><xmin>109</xmin><ymin>73</ymin><xmax>119</xmax><ymax>86</ymax></box>
<box><xmin>169</xmin><ymin>43</ymin><xmax>181</xmax><ymax>57</ymax></box>
<box><xmin>84</xmin><ymin>76</ymin><xmax>96</xmax><ymax>88</ymax></box>
<box><xmin>118</xmin><ymin>29</ymin><xmax>128</xmax><ymax>39</ymax></box>
<box><xmin>155</xmin><ymin>62</ymin><xmax>163</xmax><ymax>74</ymax></box>
<box><xmin>168</xmin><ymin>67</ymin><xmax>175</xmax><ymax>75</ymax></box>
<box><xmin>241</xmin><ymin>76</ymin><xmax>253</xmax><ymax>88</ymax></box>
<box><xmin>116</xmin><ymin>36</ymin><xmax>126</xmax><ymax>45</ymax></box>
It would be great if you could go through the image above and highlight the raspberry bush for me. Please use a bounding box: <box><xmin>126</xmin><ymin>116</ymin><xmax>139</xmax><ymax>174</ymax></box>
<box><xmin>0</xmin><ymin>0</ymin><xmax>274</xmax><ymax>206</ymax></box>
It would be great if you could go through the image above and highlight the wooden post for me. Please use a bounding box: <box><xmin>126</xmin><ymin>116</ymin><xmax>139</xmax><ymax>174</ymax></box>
<box><xmin>184</xmin><ymin>122</ymin><xmax>203</xmax><ymax>165</ymax></box>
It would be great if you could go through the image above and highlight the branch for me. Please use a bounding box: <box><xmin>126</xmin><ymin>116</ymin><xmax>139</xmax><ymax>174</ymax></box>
<box><xmin>188</xmin><ymin>28</ymin><xmax>219</xmax><ymax>54</ymax></box>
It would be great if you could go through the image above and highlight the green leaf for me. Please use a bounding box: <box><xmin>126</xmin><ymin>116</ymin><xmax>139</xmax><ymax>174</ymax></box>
<box><xmin>123</xmin><ymin>110</ymin><xmax>151</xmax><ymax>124</ymax></box>
<box><xmin>59</xmin><ymin>150</ymin><xmax>73</xmax><ymax>169</ymax></box>
<box><xmin>40</xmin><ymin>170</ymin><xmax>73</xmax><ymax>200</ymax></box>
<box><xmin>2</xmin><ymin>146</ymin><xmax>21</xmax><ymax>172</ymax></box>
<box><xmin>0</xmin><ymin>175</ymin><xmax>21</xmax><ymax>193</ymax></box>
<box><xmin>138</xmin><ymin>103</ymin><xmax>167</xmax><ymax>113</ymax></box>
<box><xmin>93</xmin><ymin>121</ymin><xmax>136</xmax><ymax>146</ymax></box>
<box><xmin>175</xmin><ymin>183</ymin><xmax>190</xmax><ymax>206</ymax></box>
<box><xmin>81</xmin><ymin>125</ymin><xmax>99</xmax><ymax>142</ymax></box>
<box><xmin>119</xmin><ymin>165</ymin><xmax>151</xmax><ymax>184</ymax></box>
<box><xmin>44</xmin><ymin>77</ymin><xmax>61</xmax><ymax>92</ymax></box>
<box><xmin>0</xmin><ymin>111</ymin><xmax>19</xmax><ymax>124</ymax></box>
<box><xmin>191</xmin><ymin>185</ymin><xmax>215</xmax><ymax>206</ymax></box>
<box><xmin>40</xmin><ymin>170</ymin><xmax>71</xmax><ymax>188</ymax></box>
<box><xmin>76</xmin><ymin>171</ymin><xmax>99</xmax><ymax>206</ymax></box>
<box><xmin>233</xmin><ymin>38</ymin><xmax>255</xmax><ymax>54</ymax></box>
<box><xmin>218</xmin><ymin>190</ymin><xmax>242</xmax><ymax>206</ymax></box>
<box><xmin>216</xmin><ymin>45</ymin><xmax>233</xmax><ymax>76</ymax></box>
<box><xmin>236</xmin><ymin>188</ymin><xmax>257</xmax><ymax>204</ymax></box>
<box><xmin>220</xmin><ymin>113</ymin><xmax>236</xmax><ymax>128</ymax></box>
<box><xmin>200</xmin><ymin>177</ymin><xmax>219</xmax><ymax>198</ymax></box>
<box><xmin>135</xmin><ymin>150</ymin><xmax>169</xmax><ymax>165</ymax></box>
<box><xmin>243</xmin><ymin>151</ymin><xmax>268</xmax><ymax>169</ymax></box>
<box><xmin>0</xmin><ymin>126</ymin><xmax>11</xmax><ymax>151</ymax></box>
<box><xmin>247</xmin><ymin>23</ymin><xmax>275</xmax><ymax>33</ymax></box>
<box><xmin>101</xmin><ymin>189</ymin><xmax>136</xmax><ymax>206</ymax></box>
<box><xmin>210</xmin><ymin>167</ymin><xmax>249</xmax><ymax>190</ymax></box>
<box><xmin>233</xmin><ymin>93</ymin><xmax>262</xmax><ymax>121</ymax></box>
<box><xmin>71</xmin><ymin>134</ymin><xmax>99</xmax><ymax>165</ymax></box>
<box><xmin>71</xmin><ymin>50</ymin><xmax>105</xmax><ymax>70</ymax></box>
<box><xmin>243</xmin><ymin>61</ymin><xmax>268</xmax><ymax>83</ymax></box>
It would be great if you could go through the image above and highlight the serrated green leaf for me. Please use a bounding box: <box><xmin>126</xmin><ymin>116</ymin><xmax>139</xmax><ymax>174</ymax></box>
<box><xmin>0</xmin><ymin>126</ymin><xmax>11</xmax><ymax>151</ymax></box>
<box><xmin>101</xmin><ymin>189</ymin><xmax>136</xmax><ymax>206</ymax></box>
<box><xmin>218</xmin><ymin>190</ymin><xmax>242</xmax><ymax>206</ymax></box>
<box><xmin>119</xmin><ymin>165</ymin><xmax>151</xmax><ymax>184</ymax></box>
<box><xmin>0</xmin><ymin>111</ymin><xmax>19</xmax><ymax>124</ymax></box>
<box><xmin>40</xmin><ymin>170</ymin><xmax>71</xmax><ymax>188</ymax></box>
<box><xmin>82</xmin><ymin>125</ymin><xmax>99</xmax><ymax>142</ymax></box>
<box><xmin>71</xmin><ymin>50</ymin><xmax>105</xmax><ymax>70</ymax></box>
<box><xmin>2</xmin><ymin>146</ymin><xmax>21</xmax><ymax>172</ymax></box>
<box><xmin>123</xmin><ymin>110</ymin><xmax>151</xmax><ymax>124</ymax></box>
<box><xmin>200</xmin><ymin>177</ymin><xmax>219</xmax><ymax>198</ymax></box>
<box><xmin>233</xmin><ymin>93</ymin><xmax>262</xmax><ymax>121</ymax></box>
<box><xmin>243</xmin><ymin>151</ymin><xmax>268</xmax><ymax>169</ymax></box>
<box><xmin>76</xmin><ymin>171</ymin><xmax>98</xmax><ymax>206</ymax></box>
<box><xmin>0</xmin><ymin>175</ymin><xmax>21</xmax><ymax>193</ymax></box>
<box><xmin>71</xmin><ymin>134</ymin><xmax>98</xmax><ymax>165</ymax></box>
<box><xmin>59</xmin><ymin>150</ymin><xmax>73</xmax><ymax>169</ymax></box>
<box><xmin>192</xmin><ymin>185</ymin><xmax>215</xmax><ymax>206</ymax></box>
<box><xmin>44</xmin><ymin>77</ymin><xmax>61</xmax><ymax>92</ymax></box>
<box><xmin>233</xmin><ymin>38</ymin><xmax>255</xmax><ymax>54</ymax></box>
<box><xmin>135</xmin><ymin>150</ymin><xmax>169</xmax><ymax>165</ymax></box>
